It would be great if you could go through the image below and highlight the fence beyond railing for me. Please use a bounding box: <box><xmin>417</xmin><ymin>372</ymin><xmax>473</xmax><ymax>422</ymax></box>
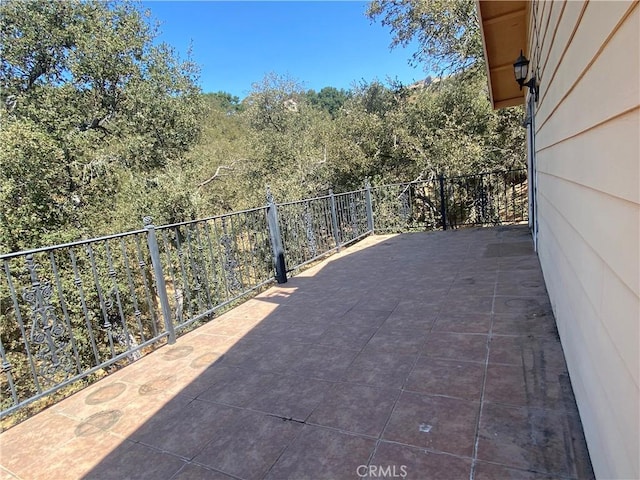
<box><xmin>0</xmin><ymin>169</ymin><xmax>527</xmax><ymax>417</ymax></box>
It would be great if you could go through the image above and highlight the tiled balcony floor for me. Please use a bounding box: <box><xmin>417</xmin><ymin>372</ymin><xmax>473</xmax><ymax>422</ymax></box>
<box><xmin>0</xmin><ymin>226</ymin><xmax>594</xmax><ymax>480</ymax></box>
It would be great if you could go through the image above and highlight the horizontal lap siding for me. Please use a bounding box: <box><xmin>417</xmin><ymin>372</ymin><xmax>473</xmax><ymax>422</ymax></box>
<box><xmin>531</xmin><ymin>1</ymin><xmax>640</xmax><ymax>478</ymax></box>
<box><xmin>538</xmin><ymin>1</ymin><xmax>565</xmax><ymax>85</ymax></box>
<box><xmin>536</xmin><ymin>192</ymin><xmax>638</xmax><ymax>478</ymax></box>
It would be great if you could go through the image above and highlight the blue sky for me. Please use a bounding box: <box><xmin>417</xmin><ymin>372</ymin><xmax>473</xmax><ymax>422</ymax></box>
<box><xmin>142</xmin><ymin>1</ymin><xmax>423</xmax><ymax>98</ymax></box>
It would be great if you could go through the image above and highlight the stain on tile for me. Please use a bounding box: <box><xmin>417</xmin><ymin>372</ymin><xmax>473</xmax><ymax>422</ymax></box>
<box><xmin>75</xmin><ymin>410</ymin><xmax>122</xmax><ymax>437</ymax></box>
<box><xmin>85</xmin><ymin>382</ymin><xmax>126</xmax><ymax>405</ymax></box>
<box><xmin>162</xmin><ymin>345</ymin><xmax>194</xmax><ymax>360</ymax></box>
<box><xmin>139</xmin><ymin>374</ymin><xmax>177</xmax><ymax>396</ymax></box>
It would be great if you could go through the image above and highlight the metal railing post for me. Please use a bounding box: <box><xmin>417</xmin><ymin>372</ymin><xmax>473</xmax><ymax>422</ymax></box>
<box><xmin>364</xmin><ymin>179</ymin><xmax>374</xmax><ymax>234</ymax></box>
<box><xmin>143</xmin><ymin>216</ymin><xmax>176</xmax><ymax>344</ymax></box>
<box><xmin>329</xmin><ymin>189</ymin><xmax>341</xmax><ymax>251</ymax></box>
<box><xmin>266</xmin><ymin>187</ymin><xmax>287</xmax><ymax>284</ymax></box>
<box><xmin>480</xmin><ymin>173</ymin><xmax>487</xmax><ymax>223</ymax></box>
<box><xmin>438</xmin><ymin>175</ymin><xmax>448</xmax><ymax>231</ymax></box>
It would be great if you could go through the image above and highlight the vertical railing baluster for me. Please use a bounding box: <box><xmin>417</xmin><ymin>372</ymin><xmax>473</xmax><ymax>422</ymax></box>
<box><xmin>212</xmin><ymin>218</ymin><xmax>231</xmax><ymax>301</ymax></box>
<box><xmin>255</xmin><ymin>210</ymin><xmax>264</xmax><ymax>280</ymax></box>
<box><xmin>349</xmin><ymin>193</ymin><xmax>358</xmax><ymax>239</ymax></box>
<box><xmin>134</xmin><ymin>235</ymin><xmax>158</xmax><ymax>337</ymax></box>
<box><xmin>185</xmin><ymin>225</ymin><xmax>205</xmax><ymax>313</ymax></box>
<box><xmin>303</xmin><ymin>200</ymin><xmax>317</xmax><ymax>259</ymax></box>
<box><xmin>364</xmin><ymin>180</ymin><xmax>374</xmax><ymax>234</ymax></box>
<box><xmin>503</xmin><ymin>172</ymin><xmax>508</xmax><ymax>222</ymax></box>
<box><xmin>160</xmin><ymin>229</ymin><xmax>180</xmax><ymax>329</ymax></box>
<box><xmin>104</xmin><ymin>242</ymin><xmax>131</xmax><ymax>352</ymax></box>
<box><xmin>438</xmin><ymin>175</ymin><xmax>447</xmax><ymax>231</ymax></box>
<box><xmin>0</xmin><ymin>336</ymin><xmax>18</xmax><ymax>406</ymax></box>
<box><xmin>294</xmin><ymin>203</ymin><xmax>303</xmax><ymax>265</ymax></box>
<box><xmin>229</xmin><ymin>215</ymin><xmax>248</xmax><ymax>290</ymax></box>
<box><xmin>266</xmin><ymin>187</ymin><xmax>287</xmax><ymax>284</ymax></box>
<box><xmin>337</xmin><ymin>195</ymin><xmax>342</xmax><ymax>241</ymax></box>
<box><xmin>223</xmin><ymin>216</ymin><xmax>242</xmax><ymax>294</ymax></box>
<box><xmin>503</xmin><ymin>173</ymin><xmax>509</xmax><ymax>222</ymax></box>
<box><xmin>495</xmin><ymin>173</ymin><xmax>500</xmax><ymax>222</ymax></box>
<box><xmin>49</xmin><ymin>251</ymin><xmax>81</xmax><ymax>372</ymax></box>
<box><xmin>173</xmin><ymin>226</ymin><xmax>193</xmax><ymax>320</ymax></box>
<box><xmin>245</xmin><ymin>212</ymin><xmax>256</xmax><ymax>286</ymax></box>
<box><xmin>246</xmin><ymin>213</ymin><xmax>257</xmax><ymax>285</ymax></box>
<box><xmin>3</xmin><ymin>260</ymin><xmax>41</xmax><ymax>393</ymax></box>
<box><xmin>184</xmin><ymin>225</ymin><xmax>198</xmax><ymax>310</ymax></box>
<box><xmin>479</xmin><ymin>174</ymin><xmax>486</xmax><ymax>223</ymax></box>
<box><xmin>193</xmin><ymin>225</ymin><xmax>213</xmax><ymax>310</ymax></box>
<box><xmin>341</xmin><ymin>195</ymin><xmax>347</xmax><ymax>238</ymax></box>
<box><xmin>263</xmin><ymin>207</ymin><xmax>271</xmax><ymax>277</ymax></box>
<box><xmin>143</xmin><ymin>217</ymin><xmax>176</xmax><ymax>345</ymax></box>
<box><xmin>501</xmin><ymin>173</ymin><xmax>506</xmax><ymax>223</ymax></box>
<box><xmin>321</xmin><ymin>198</ymin><xmax>331</xmax><ymax>251</ymax></box>
<box><xmin>85</xmin><ymin>243</ymin><xmax>115</xmax><ymax>357</ymax></box>
<box><xmin>203</xmin><ymin>221</ymin><xmax>222</xmax><ymax>305</ymax></box>
<box><xmin>121</xmin><ymin>238</ymin><xmax>146</xmax><ymax>343</ymax></box>
<box><xmin>69</xmin><ymin>249</ymin><xmax>101</xmax><ymax>365</ymax></box>
<box><xmin>512</xmin><ymin>175</ymin><xmax>517</xmax><ymax>222</ymax></box>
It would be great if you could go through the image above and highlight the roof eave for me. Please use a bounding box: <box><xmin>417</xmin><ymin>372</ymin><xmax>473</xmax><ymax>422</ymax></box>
<box><xmin>476</xmin><ymin>0</ymin><xmax>528</xmax><ymax>110</ymax></box>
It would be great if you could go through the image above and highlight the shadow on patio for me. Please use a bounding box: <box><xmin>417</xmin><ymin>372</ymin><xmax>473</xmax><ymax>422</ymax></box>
<box><xmin>0</xmin><ymin>226</ymin><xmax>594</xmax><ymax>480</ymax></box>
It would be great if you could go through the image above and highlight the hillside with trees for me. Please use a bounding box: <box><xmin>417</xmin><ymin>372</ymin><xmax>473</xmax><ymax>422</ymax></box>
<box><xmin>185</xmin><ymin>71</ymin><xmax>524</xmax><ymax>220</ymax></box>
<box><xmin>0</xmin><ymin>0</ymin><xmax>525</xmax><ymax>254</ymax></box>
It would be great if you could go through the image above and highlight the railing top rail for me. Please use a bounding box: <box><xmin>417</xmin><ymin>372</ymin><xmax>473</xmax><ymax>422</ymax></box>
<box><xmin>276</xmin><ymin>194</ymin><xmax>332</xmax><ymax>207</ymax></box>
<box><xmin>370</xmin><ymin>180</ymin><xmax>430</xmax><ymax>189</ymax></box>
<box><xmin>0</xmin><ymin>168</ymin><xmax>528</xmax><ymax>259</ymax></box>
<box><xmin>0</xmin><ymin>228</ymin><xmax>147</xmax><ymax>260</ymax></box>
<box><xmin>276</xmin><ymin>188</ymin><xmax>368</xmax><ymax>208</ymax></box>
<box><xmin>154</xmin><ymin>205</ymin><xmax>268</xmax><ymax>231</ymax></box>
<box><xmin>445</xmin><ymin>168</ymin><xmax>526</xmax><ymax>181</ymax></box>
<box><xmin>332</xmin><ymin>188</ymin><xmax>367</xmax><ymax>197</ymax></box>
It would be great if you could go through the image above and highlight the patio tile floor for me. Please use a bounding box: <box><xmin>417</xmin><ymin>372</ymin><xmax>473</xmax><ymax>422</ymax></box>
<box><xmin>0</xmin><ymin>226</ymin><xmax>594</xmax><ymax>480</ymax></box>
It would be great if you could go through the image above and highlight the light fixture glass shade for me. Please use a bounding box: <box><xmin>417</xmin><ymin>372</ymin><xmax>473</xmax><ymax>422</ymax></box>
<box><xmin>513</xmin><ymin>50</ymin><xmax>529</xmax><ymax>84</ymax></box>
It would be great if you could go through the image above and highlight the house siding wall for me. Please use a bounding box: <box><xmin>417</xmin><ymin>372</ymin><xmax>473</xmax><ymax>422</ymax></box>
<box><xmin>529</xmin><ymin>1</ymin><xmax>639</xmax><ymax>478</ymax></box>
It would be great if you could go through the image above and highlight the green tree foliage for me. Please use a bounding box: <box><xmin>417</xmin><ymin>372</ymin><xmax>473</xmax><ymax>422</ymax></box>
<box><xmin>238</xmin><ymin>74</ymin><xmax>334</xmax><ymax>200</ymax></box>
<box><xmin>190</xmin><ymin>74</ymin><xmax>524</xmax><ymax>204</ymax></box>
<box><xmin>321</xmin><ymin>76</ymin><xmax>524</xmax><ymax>189</ymax></box>
<box><xmin>360</xmin><ymin>0</ymin><xmax>525</xmax><ymax>181</ymax></box>
<box><xmin>304</xmin><ymin>86</ymin><xmax>351</xmax><ymax>118</ymax></box>
<box><xmin>329</xmin><ymin>80</ymin><xmax>410</xmax><ymax>187</ymax></box>
<box><xmin>0</xmin><ymin>0</ymin><xmax>203</xmax><ymax>252</ymax></box>
<box><xmin>187</xmin><ymin>92</ymin><xmax>251</xmax><ymax>211</ymax></box>
<box><xmin>0</xmin><ymin>120</ymin><xmax>73</xmax><ymax>249</ymax></box>
<box><xmin>401</xmin><ymin>73</ymin><xmax>525</xmax><ymax>177</ymax></box>
<box><xmin>207</xmin><ymin>91</ymin><xmax>244</xmax><ymax>114</ymax></box>
<box><xmin>367</xmin><ymin>0</ymin><xmax>483</xmax><ymax>75</ymax></box>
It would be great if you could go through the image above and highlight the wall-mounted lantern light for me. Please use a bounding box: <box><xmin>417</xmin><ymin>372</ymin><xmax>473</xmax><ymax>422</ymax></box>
<box><xmin>513</xmin><ymin>50</ymin><xmax>538</xmax><ymax>102</ymax></box>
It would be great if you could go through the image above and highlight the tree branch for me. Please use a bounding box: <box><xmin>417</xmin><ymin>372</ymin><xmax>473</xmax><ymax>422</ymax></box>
<box><xmin>197</xmin><ymin>162</ymin><xmax>238</xmax><ymax>188</ymax></box>
<box><xmin>79</xmin><ymin>112</ymin><xmax>113</xmax><ymax>135</ymax></box>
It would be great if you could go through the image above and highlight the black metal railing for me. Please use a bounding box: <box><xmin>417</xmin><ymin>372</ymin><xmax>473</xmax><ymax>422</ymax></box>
<box><xmin>371</xmin><ymin>169</ymin><xmax>528</xmax><ymax>232</ymax></box>
<box><xmin>0</xmin><ymin>169</ymin><xmax>527</xmax><ymax>417</ymax></box>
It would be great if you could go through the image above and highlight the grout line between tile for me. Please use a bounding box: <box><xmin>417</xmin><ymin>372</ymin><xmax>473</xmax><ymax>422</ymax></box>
<box><xmin>365</xmin><ymin>235</ymin><xmax>468</xmax><ymax>472</ymax></box>
<box><xmin>469</xmin><ymin>237</ymin><xmax>500</xmax><ymax>480</ymax></box>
